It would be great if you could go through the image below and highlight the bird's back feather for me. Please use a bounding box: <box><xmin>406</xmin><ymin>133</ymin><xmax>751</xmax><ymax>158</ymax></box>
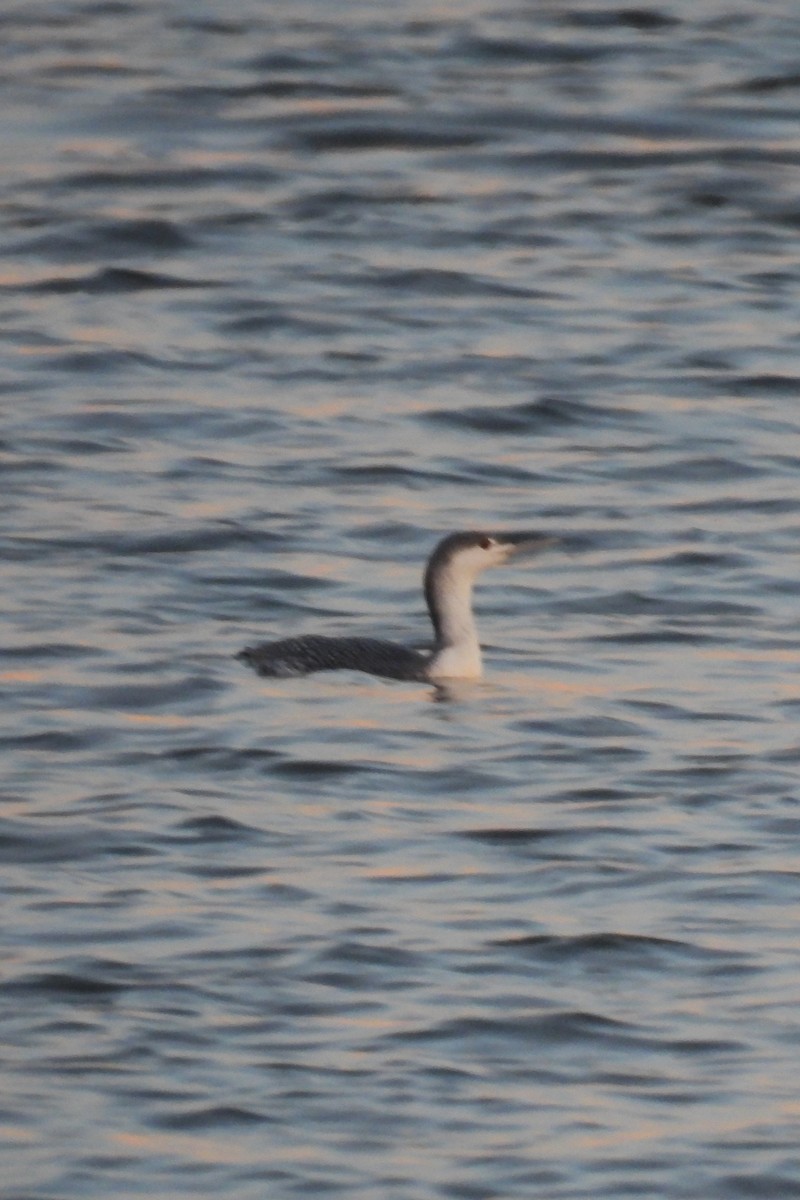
<box><xmin>237</xmin><ymin>635</ymin><xmax>428</xmax><ymax>682</ymax></box>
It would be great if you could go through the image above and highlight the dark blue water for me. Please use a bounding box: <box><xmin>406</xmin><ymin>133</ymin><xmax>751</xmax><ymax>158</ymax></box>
<box><xmin>2</xmin><ymin>2</ymin><xmax>800</xmax><ymax>1197</ymax></box>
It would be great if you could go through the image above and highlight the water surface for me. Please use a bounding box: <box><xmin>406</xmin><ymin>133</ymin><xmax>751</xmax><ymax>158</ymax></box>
<box><xmin>2</xmin><ymin>2</ymin><xmax>800</xmax><ymax>1197</ymax></box>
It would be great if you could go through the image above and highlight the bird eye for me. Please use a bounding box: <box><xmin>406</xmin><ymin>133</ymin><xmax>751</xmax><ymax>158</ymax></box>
<box><xmin>480</xmin><ymin>537</ymin><xmax>492</xmax><ymax>550</ymax></box>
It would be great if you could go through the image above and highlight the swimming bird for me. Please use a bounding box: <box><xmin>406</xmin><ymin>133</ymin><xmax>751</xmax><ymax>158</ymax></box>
<box><xmin>238</xmin><ymin>530</ymin><xmax>554</xmax><ymax>683</ymax></box>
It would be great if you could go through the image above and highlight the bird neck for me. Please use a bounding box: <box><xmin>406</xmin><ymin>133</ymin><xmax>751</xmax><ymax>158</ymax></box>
<box><xmin>425</xmin><ymin>566</ymin><xmax>483</xmax><ymax>679</ymax></box>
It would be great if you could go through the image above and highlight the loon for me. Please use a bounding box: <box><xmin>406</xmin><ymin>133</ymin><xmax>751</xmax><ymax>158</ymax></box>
<box><xmin>238</xmin><ymin>530</ymin><xmax>554</xmax><ymax>683</ymax></box>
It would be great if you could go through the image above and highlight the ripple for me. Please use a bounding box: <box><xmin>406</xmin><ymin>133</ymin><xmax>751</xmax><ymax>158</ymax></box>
<box><xmin>729</xmin><ymin>372</ymin><xmax>800</xmax><ymax>395</ymax></box>
<box><xmin>492</xmin><ymin>931</ymin><xmax>741</xmax><ymax>971</ymax></box>
<box><xmin>513</xmin><ymin>715</ymin><xmax>646</xmax><ymax>738</ymax></box>
<box><xmin>0</xmin><ymin>817</ymin><xmax>155</xmax><ymax>864</ymax></box>
<box><xmin>174</xmin><ymin>815</ymin><xmax>262</xmax><ymax>842</ymax></box>
<box><xmin>55</xmin><ymin>164</ymin><xmax>280</xmax><ymax>191</ymax></box>
<box><xmin>565</xmin><ymin>8</ymin><xmax>680</xmax><ymax>31</ymax></box>
<box><xmin>84</xmin><ymin>675</ymin><xmax>222</xmax><ymax>711</ymax></box>
<box><xmin>285</xmin><ymin>118</ymin><xmax>485</xmax><ymax>153</ymax></box>
<box><xmin>269</xmin><ymin>758</ymin><xmax>363</xmax><ymax>780</ymax></box>
<box><xmin>16</xmin><ymin>266</ymin><xmax>221</xmax><ymax>294</ymax></box>
<box><xmin>459</xmin><ymin>827</ymin><xmax>566</xmax><ymax>846</ymax></box>
<box><xmin>4</xmin><ymin>524</ymin><xmax>284</xmax><ymax>560</ymax></box>
<box><xmin>424</xmin><ymin>395</ymin><xmax>636</xmax><ymax>434</ymax></box>
<box><xmin>153</xmin><ymin>1104</ymin><xmax>274</xmax><ymax>1130</ymax></box>
<box><xmin>0</xmin><ymin>640</ymin><xmax>94</xmax><ymax>661</ymax></box>
<box><xmin>395</xmin><ymin>1009</ymin><xmax>638</xmax><ymax>1049</ymax></box>
<box><xmin>14</xmin><ymin>218</ymin><xmax>193</xmax><ymax>259</ymax></box>
<box><xmin>0</xmin><ymin>730</ymin><xmax>103</xmax><ymax>752</ymax></box>
<box><xmin>3</xmin><ymin>965</ymin><xmax>132</xmax><ymax>1002</ymax></box>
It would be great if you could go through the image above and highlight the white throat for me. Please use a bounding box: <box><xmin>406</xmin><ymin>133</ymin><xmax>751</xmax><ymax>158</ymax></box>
<box><xmin>426</xmin><ymin>564</ymin><xmax>483</xmax><ymax>679</ymax></box>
